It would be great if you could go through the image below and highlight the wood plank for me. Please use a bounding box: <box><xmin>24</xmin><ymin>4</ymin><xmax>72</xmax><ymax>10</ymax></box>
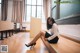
<box><xmin>60</xmin><ymin>34</ymin><xmax>80</xmax><ymax>43</ymax></box>
<box><xmin>41</xmin><ymin>36</ymin><xmax>57</xmax><ymax>53</ymax></box>
<box><xmin>0</xmin><ymin>21</ymin><xmax>14</xmax><ymax>31</ymax></box>
<box><xmin>0</xmin><ymin>32</ymin><xmax>49</xmax><ymax>53</ymax></box>
<box><xmin>50</xmin><ymin>36</ymin><xmax>80</xmax><ymax>53</ymax></box>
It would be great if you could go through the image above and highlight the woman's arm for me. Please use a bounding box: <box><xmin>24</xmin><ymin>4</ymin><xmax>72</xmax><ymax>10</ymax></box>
<box><xmin>47</xmin><ymin>23</ymin><xmax>59</xmax><ymax>41</ymax></box>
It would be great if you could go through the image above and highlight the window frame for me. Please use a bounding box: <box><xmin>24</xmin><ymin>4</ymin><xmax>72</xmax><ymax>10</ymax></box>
<box><xmin>24</xmin><ymin>0</ymin><xmax>43</xmax><ymax>22</ymax></box>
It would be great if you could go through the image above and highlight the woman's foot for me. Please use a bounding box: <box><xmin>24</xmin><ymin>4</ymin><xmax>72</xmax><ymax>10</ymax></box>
<box><xmin>25</xmin><ymin>43</ymin><xmax>36</xmax><ymax>47</ymax></box>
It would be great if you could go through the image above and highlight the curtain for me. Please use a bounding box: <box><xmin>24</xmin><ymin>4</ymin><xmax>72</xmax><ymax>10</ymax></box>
<box><xmin>1</xmin><ymin>0</ymin><xmax>8</xmax><ymax>21</ymax></box>
<box><xmin>43</xmin><ymin>0</ymin><xmax>47</xmax><ymax>19</ymax></box>
<box><xmin>12</xmin><ymin>0</ymin><xmax>25</xmax><ymax>29</ymax></box>
<box><xmin>43</xmin><ymin>0</ymin><xmax>51</xmax><ymax>19</ymax></box>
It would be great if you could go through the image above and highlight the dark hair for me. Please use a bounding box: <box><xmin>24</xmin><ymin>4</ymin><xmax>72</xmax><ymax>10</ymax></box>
<box><xmin>47</xmin><ymin>17</ymin><xmax>56</xmax><ymax>30</ymax></box>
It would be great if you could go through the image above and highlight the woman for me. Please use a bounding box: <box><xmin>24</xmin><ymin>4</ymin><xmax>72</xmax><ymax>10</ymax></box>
<box><xmin>25</xmin><ymin>17</ymin><xmax>59</xmax><ymax>47</ymax></box>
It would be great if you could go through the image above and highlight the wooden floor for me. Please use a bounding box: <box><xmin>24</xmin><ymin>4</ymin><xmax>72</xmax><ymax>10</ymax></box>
<box><xmin>0</xmin><ymin>32</ymin><xmax>48</xmax><ymax>53</ymax></box>
<box><xmin>0</xmin><ymin>32</ymin><xmax>80</xmax><ymax>53</ymax></box>
<box><xmin>50</xmin><ymin>36</ymin><xmax>80</xmax><ymax>53</ymax></box>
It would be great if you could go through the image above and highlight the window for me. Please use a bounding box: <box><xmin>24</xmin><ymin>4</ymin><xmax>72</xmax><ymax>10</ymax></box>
<box><xmin>26</xmin><ymin>0</ymin><xmax>31</xmax><ymax>4</ymax></box>
<box><xmin>26</xmin><ymin>6</ymin><xmax>31</xmax><ymax>22</ymax></box>
<box><xmin>37</xmin><ymin>6</ymin><xmax>42</xmax><ymax>18</ymax></box>
<box><xmin>52</xmin><ymin>7</ymin><xmax>56</xmax><ymax>19</ymax></box>
<box><xmin>32</xmin><ymin>6</ymin><xmax>36</xmax><ymax>17</ymax></box>
<box><xmin>37</xmin><ymin>0</ymin><xmax>42</xmax><ymax>5</ymax></box>
<box><xmin>51</xmin><ymin>0</ymin><xmax>57</xmax><ymax>19</ymax></box>
<box><xmin>24</xmin><ymin>0</ymin><xmax>45</xmax><ymax>23</ymax></box>
<box><xmin>0</xmin><ymin>0</ymin><xmax>1</xmax><ymax>3</ymax></box>
<box><xmin>32</xmin><ymin>0</ymin><xmax>36</xmax><ymax>5</ymax></box>
<box><xmin>0</xmin><ymin>0</ymin><xmax>2</xmax><ymax>20</ymax></box>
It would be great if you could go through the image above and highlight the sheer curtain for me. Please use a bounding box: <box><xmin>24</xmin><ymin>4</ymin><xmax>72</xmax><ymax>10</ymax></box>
<box><xmin>43</xmin><ymin>0</ymin><xmax>51</xmax><ymax>19</ymax></box>
<box><xmin>12</xmin><ymin>0</ymin><xmax>25</xmax><ymax>29</ymax></box>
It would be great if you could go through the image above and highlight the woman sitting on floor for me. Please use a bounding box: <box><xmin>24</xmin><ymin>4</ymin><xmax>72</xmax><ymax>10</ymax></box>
<box><xmin>25</xmin><ymin>17</ymin><xmax>59</xmax><ymax>47</ymax></box>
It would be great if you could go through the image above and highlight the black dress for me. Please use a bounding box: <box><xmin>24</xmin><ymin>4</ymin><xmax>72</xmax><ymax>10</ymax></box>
<box><xmin>45</xmin><ymin>32</ymin><xmax>59</xmax><ymax>44</ymax></box>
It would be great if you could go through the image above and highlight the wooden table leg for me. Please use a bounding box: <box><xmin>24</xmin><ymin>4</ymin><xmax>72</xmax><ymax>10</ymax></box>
<box><xmin>12</xmin><ymin>30</ymin><xmax>13</xmax><ymax>35</ymax></box>
<box><xmin>5</xmin><ymin>31</ymin><xmax>7</xmax><ymax>38</ymax></box>
<box><xmin>0</xmin><ymin>31</ymin><xmax>4</xmax><ymax>40</ymax></box>
<box><xmin>9</xmin><ymin>31</ymin><xmax>11</xmax><ymax>37</ymax></box>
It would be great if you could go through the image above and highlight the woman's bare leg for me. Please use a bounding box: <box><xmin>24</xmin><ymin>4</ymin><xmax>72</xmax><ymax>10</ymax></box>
<box><xmin>28</xmin><ymin>31</ymin><xmax>46</xmax><ymax>45</ymax></box>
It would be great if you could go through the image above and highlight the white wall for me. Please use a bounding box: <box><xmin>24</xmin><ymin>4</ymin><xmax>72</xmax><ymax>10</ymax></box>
<box><xmin>59</xmin><ymin>25</ymin><xmax>80</xmax><ymax>41</ymax></box>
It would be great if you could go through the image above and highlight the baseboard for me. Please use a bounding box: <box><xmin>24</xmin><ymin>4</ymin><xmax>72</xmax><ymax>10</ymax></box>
<box><xmin>60</xmin><ymin>34</ymin><xmax>80</xmax><ymax>44</ymax></box>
